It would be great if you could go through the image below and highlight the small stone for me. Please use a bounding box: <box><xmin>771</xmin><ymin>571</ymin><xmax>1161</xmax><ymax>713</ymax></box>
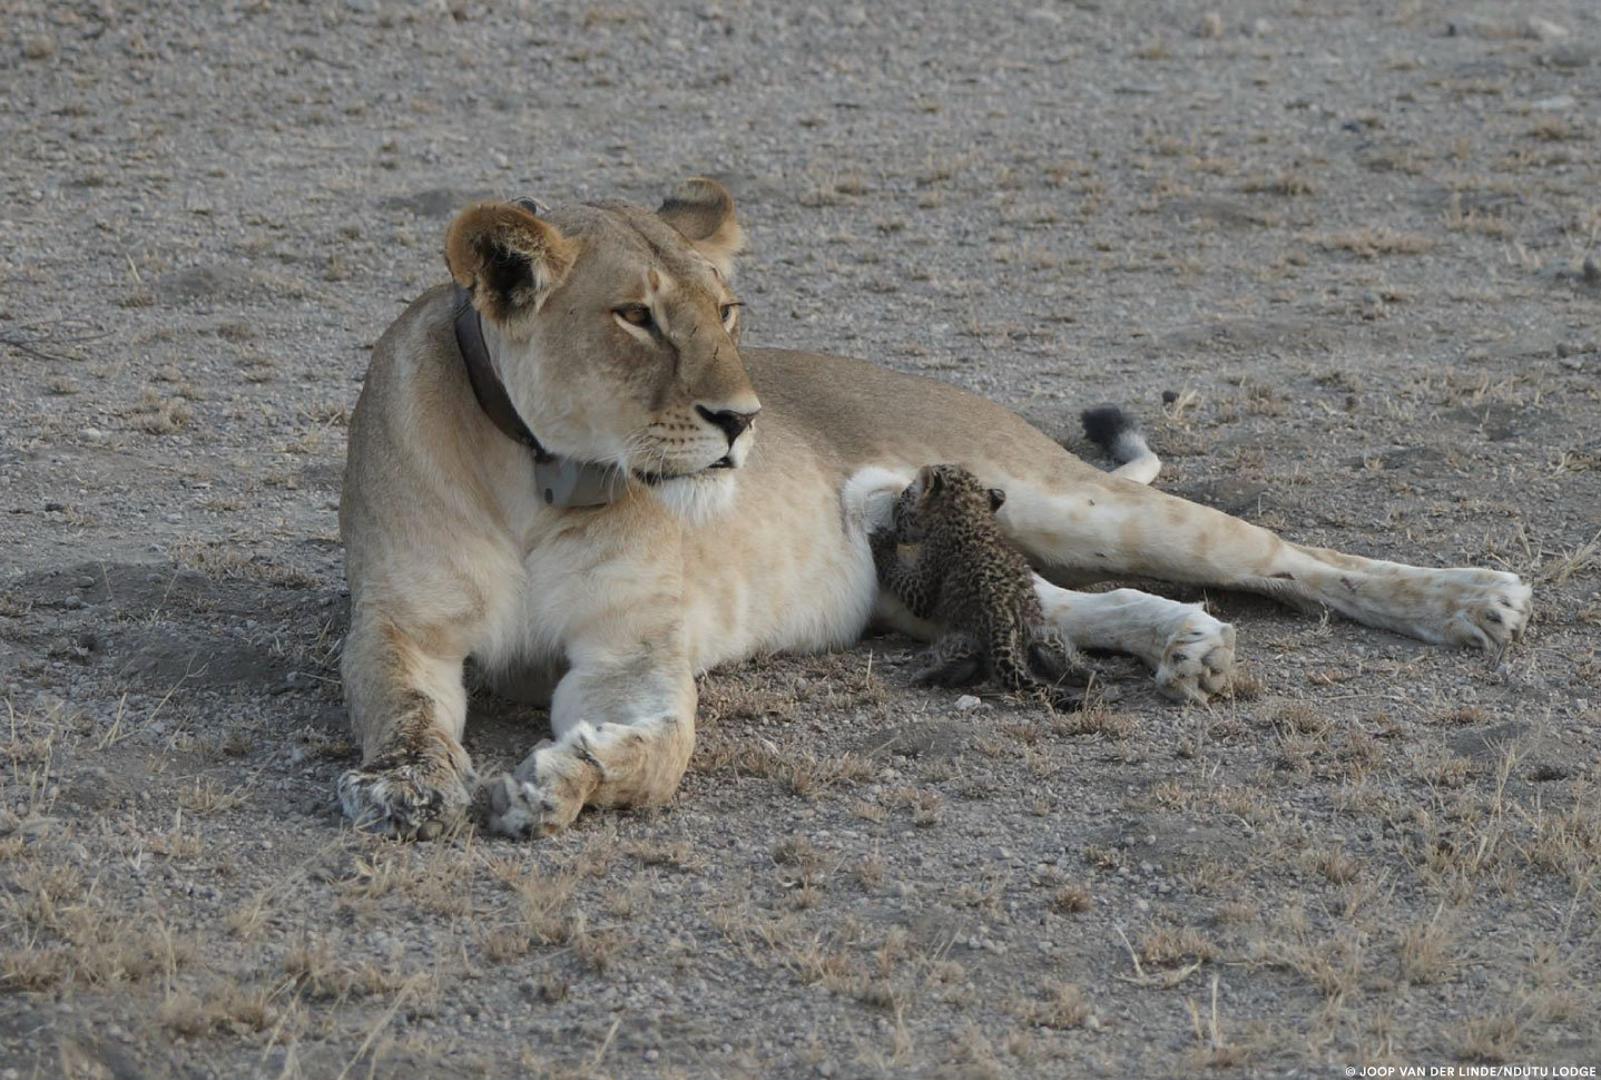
<box><xmin>1532</xmin><ymin>94</ymin><xmax>1576</xmax><ymax>111</ymax></box>
<box><xmin>1582</xmin><ymin>255</ymin><xmax>1599</xmax><ymax>286</ymax></box>
<box><xmin>1197</xmin><ymin>12</ymin><xmax>1223</xmax><ymax>39</ymax></box>
<box><xmin>81</xmin><ymin>427</ymin><xmax>106</xmax><ymax>443</ymax></box>
<box><xmin>1525</xmin><ymin>16</ymin><xmax>1569</xmax><ymax>42</ymax></box>
<box><xmin>954</xmin><ymin>694</ymin><xmax>983</xmax><ymax>711</ymax></box>
<box><xmin>23</xmin><ymin>35</ymin><xmax>57</xmax><ymax>60</ymax></box>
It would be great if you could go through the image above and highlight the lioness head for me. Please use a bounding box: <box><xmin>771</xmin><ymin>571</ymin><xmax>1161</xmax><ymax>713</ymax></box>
<box><xmin>443</xmin><ymin>178</ymin><xmax>759</xmax><ymax>518</ymax></box>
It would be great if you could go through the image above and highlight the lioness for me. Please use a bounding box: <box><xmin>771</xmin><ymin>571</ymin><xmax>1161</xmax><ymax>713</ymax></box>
<box><xmin>338</xmin><ymin>178</ymin><xmax>1531</xmax><ymax>839</ymax></box>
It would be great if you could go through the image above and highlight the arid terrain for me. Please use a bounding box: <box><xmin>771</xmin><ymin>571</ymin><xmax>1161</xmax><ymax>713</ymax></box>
<box><xmin>3</xmin><ymin>1</ymin><xmax>1600</xmax><ymax>1077</ymax></box>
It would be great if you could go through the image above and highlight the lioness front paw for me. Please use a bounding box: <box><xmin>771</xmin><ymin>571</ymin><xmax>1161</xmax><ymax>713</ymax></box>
<box><xmin>338</xmin><ymin>744</ymin><xmax>473</xmax><ymax>840</ymax></box>
<box><xmin>1154</xmin><ymin>610</ymin><xmax>1236</xmax><ymax>705</ymax></box>
<box><xmin>478</xmin><ymin>743</ymin><xmax>597</xmax><ymax>839</ymax></box>
<box><xmin>1435</xmin><ymin>570</ymin><xmax>1531</xmax><ymax>654</ymax></box>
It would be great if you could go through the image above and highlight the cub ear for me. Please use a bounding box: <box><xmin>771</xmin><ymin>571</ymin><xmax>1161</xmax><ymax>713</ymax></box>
<box><xmin>988</xmin><ymin>488</ymin><xmax>1007</xmax><ymax>513</ymax></box>
<box><xmin>657</xmin><ymin>177</ymin><xmax>744</xmax><ymax>277</ymax></box>
<box><xmin>444</xmin><ymin>202</ymin><xmax>577</xmax><ymax>325</ymax></box>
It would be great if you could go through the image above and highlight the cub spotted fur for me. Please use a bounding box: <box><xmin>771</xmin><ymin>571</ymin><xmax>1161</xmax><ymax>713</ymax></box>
<box><xmin>871</xmin><ymin>464</ymin><xmax>1084</xmax><ymax>709</ymax></box>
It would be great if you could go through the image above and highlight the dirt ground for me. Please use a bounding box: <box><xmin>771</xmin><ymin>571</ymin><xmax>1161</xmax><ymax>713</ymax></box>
<box><xmin>3</xmin><ymin>0</ymin><xmax>1601</xmax><ymax>1077</ymax></box>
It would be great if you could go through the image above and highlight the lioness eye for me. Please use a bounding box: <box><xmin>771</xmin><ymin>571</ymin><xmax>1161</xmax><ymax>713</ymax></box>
<box><xmin>720</xmin><ymin>302</ymin><xmax>742</xmax><ymax>326</ymax></box>
<box><xmin>616</xmin><ymin>304</ymin><xmax>654</xmax><ymax>329</ymax></box>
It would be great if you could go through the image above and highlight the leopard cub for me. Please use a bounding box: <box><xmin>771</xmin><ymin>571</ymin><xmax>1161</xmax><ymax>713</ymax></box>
<box><xmin>871</xmin><ymin>464</ymin><xmax>1084</xmax><ymax>709</ymax></box>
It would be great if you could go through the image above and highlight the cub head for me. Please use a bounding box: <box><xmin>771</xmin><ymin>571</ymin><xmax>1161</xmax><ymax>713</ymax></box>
<box><xmin>444</xmin><ymin>177</ymin><xmax>759</xmax><ymax>519</ymax></box>
<box><xmin>892</xmin><ymin>464</ymin><xmax>1006</xmax><ymax>543</ymax></box>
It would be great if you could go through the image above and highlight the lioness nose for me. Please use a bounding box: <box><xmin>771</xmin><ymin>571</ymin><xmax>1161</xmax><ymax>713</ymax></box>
<box><xmin>697</xmin><ymin>405</ymin><xmax>760</xmax><ymax>444</ymax></box>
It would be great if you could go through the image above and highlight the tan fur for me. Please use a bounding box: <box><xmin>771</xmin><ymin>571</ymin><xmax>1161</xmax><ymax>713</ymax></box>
<box><xmin>338</xmin><ymin>180</ymin><xmax>1533</xmax><ymax>839</ymax></box>
<box><xmin>655</xmin><ymin>177</ymin><xmax>745</xmax><ymax>277</ymax></box>
<box><xmin>444</xmin><ymin>203</ymin><xmax>577</xmax><ymax>326</ymax></box>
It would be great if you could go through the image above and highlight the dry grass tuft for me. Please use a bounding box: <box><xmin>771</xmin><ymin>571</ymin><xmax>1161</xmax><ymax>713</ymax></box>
<box><xmin>1052</xmin><ymin>704</ymin><xmax>1139</xmax><ymax>739</ymax></box>
<box><xmin>1398</xmin><ymin>909</ymin><xmax>1456</xmax><ymax>985</ymax></box>
<box><xmin>1314</xmin><ymin>848</ymin><xmax>1361</xmax><ymax>885</ymax></box>
<box><xmin>159</xmin><ymin>985</ymin><xmax>279</xmax><ymax>1037</ymax></box>
<box><xmin>1242</xmin><ymin>170</ymin><xmax>1316</xmax><ymax>196</ymax></box>
<box><xmin>1050</xmin><ymin>884</ymin><xmax>1092</xmax><ymax>914</ymax></box>
<box><xmin>1139</xmin><ymin>925</ymin><xmax>1218</xmax><ymax>969</ymax></box>
<box><xmin>127</xmin><ymin>388</ymin><xmax>194</xmax><ymax>435</ymax></box>
<box><xmin>1015</xmin><ymin>981</ymin><xmax>1090</xmax><ymax>1029</ymax></box>
<box><xmin>1315</xmin><ymin>227</ymin><xmax>1435</xmax><ymax>258</ymax></box>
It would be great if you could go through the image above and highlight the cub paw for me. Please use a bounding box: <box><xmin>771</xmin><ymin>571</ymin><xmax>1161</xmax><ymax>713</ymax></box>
<box><xmin>477</xmin><ymin>743</ymin><xmax>597</xmax><ymax>839</ymax></box>
<box><xmin>338</xmin><ymin>744</ymin><xmax>473</xmax><ymax>840</ymax></box>
<box><xmin>1154</xmin><ymin>610</ymin><xmax>1236</xmax><ymax>705</ymax></box>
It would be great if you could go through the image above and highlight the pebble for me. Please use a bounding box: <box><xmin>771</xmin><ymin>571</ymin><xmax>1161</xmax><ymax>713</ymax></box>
<box><xmin>1532</xmin><ymin>94</ymin><xmax>1576</xmax><ymax>112</ymax></box>
<box><xmin>23</xmin><ymin>35</ymin><xmax>57</xmax><ymax>60</ymax></box>
<box><xmin>81</xmin><ymin>427</ymin><xmax>107</xmax><ymax>443</ymax></box>
<box><xmin>954</xmin><ymin>694</ymin><xmax>983</xmax><ymax>711</ymax></box>
<box><xmin>1197</xmin><ymin>12</ymin><xmax>1223</xmax><ymax>39</ymax></box>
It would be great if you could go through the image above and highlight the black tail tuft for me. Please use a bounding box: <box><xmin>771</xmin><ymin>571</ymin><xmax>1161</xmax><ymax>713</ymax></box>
<box><xmin>1080</xmin><ymin>405</ymin><xmax>1138</xmax><ymax>453</ymax></box>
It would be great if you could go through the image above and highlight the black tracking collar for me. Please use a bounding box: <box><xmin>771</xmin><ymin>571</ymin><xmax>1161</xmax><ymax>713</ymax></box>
<box><xmin>450</xmin><ymin>284</ymin><xmax>629</xmax><ymax>508</ymax></box>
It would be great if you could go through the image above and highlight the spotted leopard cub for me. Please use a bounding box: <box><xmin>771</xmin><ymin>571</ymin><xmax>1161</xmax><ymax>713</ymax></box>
<box><xmin>871</xmin><ymin>464</ymin><xmax>1085</xmax><ymax>709</ymax></box>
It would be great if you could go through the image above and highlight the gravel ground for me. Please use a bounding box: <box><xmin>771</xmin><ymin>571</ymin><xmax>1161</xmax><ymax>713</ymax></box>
<box><xmin>3</xmin><ymin>1</ymin><xmax>1600</xmax><ymax>1077</ymax></box>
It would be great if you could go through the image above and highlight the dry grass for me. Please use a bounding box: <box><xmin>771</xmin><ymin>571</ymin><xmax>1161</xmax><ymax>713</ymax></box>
<box><xmin>1241</xmin><ymin>170</ymin><xmax>1316</xmax><ymax>196</ymax></box>
<box><xmin>126</xmin><ymin>388</ymin><xmax>194</xmax><ymax>434</ymax></box>
<box><xmin>1014</xmin><ymin>981</ymin><xmax>1090</xmax><ymax>1029</ymax></box>
<box><xmin>1314</xmin><ymin>227</ymin><xmax>1435</xmax><ymax>257</ymax></box>
<box><xmin>1050</xmin><ymin>884</ymin><xmax>1092</xmax><ymax>914</ymax></box>
<box><xmin>1397</xmin><ymin>908</ymin><xmax>1456</xmax><ymax>985</ymax></box>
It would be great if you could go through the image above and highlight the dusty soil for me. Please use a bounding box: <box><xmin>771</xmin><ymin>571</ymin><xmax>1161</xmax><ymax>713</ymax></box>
<box><xmin>3</xmin><ymin>0</ymin><xmax>1601</xmax><ymax>1077</ymax></box>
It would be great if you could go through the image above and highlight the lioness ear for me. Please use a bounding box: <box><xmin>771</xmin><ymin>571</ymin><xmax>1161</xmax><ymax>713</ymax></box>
<box><xmin>444</xmin><ymin>202</ymin><xmax>577</xmax><ymax>324</ymax></box>
<box><xmin>657</xmin><ymin>177</ymin><xmax>744</xmax><ymax>277</ymax></box>
<box><xmin>988</xmin><ymin>488</ymin><xmax>1007</xmax><ymax>513</ymax></box>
